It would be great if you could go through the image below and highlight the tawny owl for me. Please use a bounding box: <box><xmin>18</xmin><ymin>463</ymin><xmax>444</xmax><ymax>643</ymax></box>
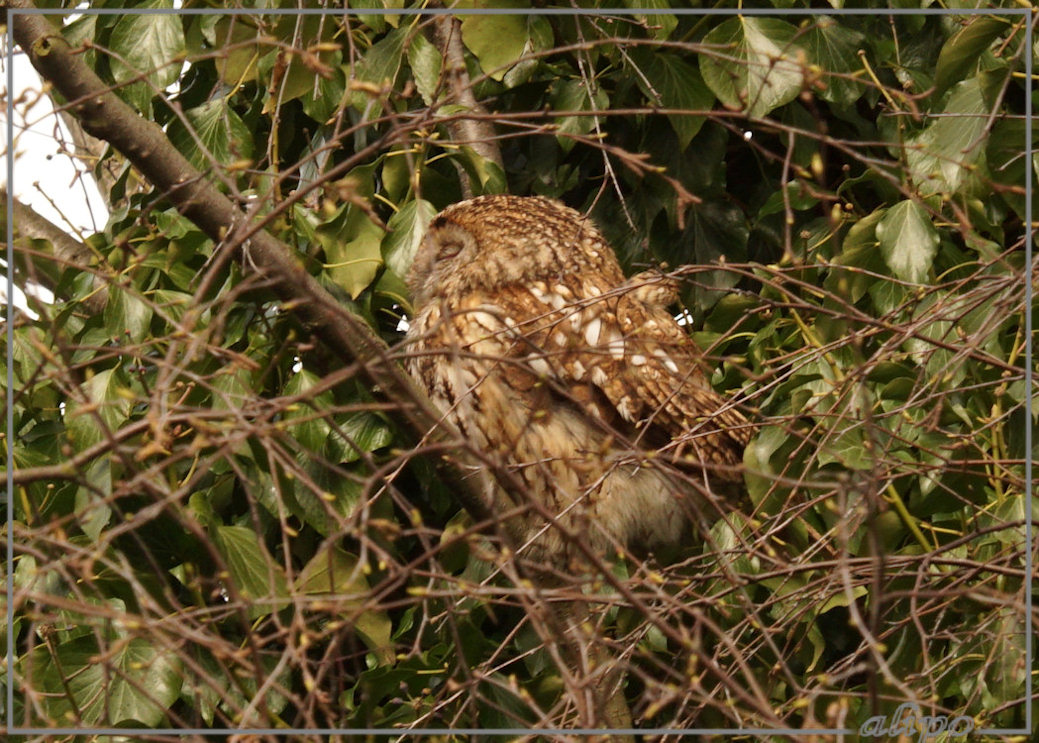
<box><xmin>405</xmin><ymin>195</ymin><xmax>752</xmax><ymax>560</ymax></box>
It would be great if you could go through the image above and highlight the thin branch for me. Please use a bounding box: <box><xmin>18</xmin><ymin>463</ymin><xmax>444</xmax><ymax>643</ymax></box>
<box><xmin>6</xmin><ymin>0</ymin><xmax>503</xmax><ymax>532</ymax></box>
<box><xmin>1</xmin><ymin>185</ymin><xmax>107</xmax><ymax>314</ymax></box>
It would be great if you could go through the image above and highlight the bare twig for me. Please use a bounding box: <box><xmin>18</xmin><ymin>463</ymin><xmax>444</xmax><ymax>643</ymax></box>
<box><xmin>6</xmin><ymin>0</ymin><xmax>510</xmax><ymax>532</ymax></box>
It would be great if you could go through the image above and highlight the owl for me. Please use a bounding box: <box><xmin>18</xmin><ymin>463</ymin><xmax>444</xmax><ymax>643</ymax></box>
<box><xmin>404</xmin><ymin>195</ymin><xmax>752</xmax><ymax>561</ymax></box>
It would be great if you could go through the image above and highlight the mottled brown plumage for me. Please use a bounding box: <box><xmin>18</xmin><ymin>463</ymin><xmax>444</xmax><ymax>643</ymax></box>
<box><xmin>405</xmin><ymin>195</ymin><xmax>752</xmax><ymax>559</ymax></box>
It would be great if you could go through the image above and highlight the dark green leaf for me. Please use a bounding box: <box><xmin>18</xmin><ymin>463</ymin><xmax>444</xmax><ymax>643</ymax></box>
<box><xmin>337</xmin><ymin>412</ymin><xmax>394</xmax><ymax>464</ymax></box>
<box><xmin>459</xmin><ymin>9</ymin><xmax>529</xmax><ymax>81</ymax></box>
<box><xmin>801</xmin><ymin>16</ymin><xmax>867</xmax><ymax>106</ymax></box>
<box><xmin>297</xmin><ymin>547</ymin><xmax>394</xmax><ymax>666</ymax></box>
<box><xmin>934</xmin><ymin>17</ymin><xmax>1007</xmax><ymax>97</ymax></box>
<box><xmin>109</xmin><ymin>0</ymin><xmax>186</xmax><ymax>114</ymax></box>
<box><xmin>630</xmin><ymin>49</ymin><xmax>714</xmax><ymax>149</ymax></box>
<box><xmin>74</xmin><ymin>459</ymin><xmax>112</xmax><ymax>542</ymax></box>
<box><xmin>700</xmin><ymin>17</ymin><xmax>804</xmax><ymax>118</ymax></box>
<box><xmin>212</xmin><ymin>525</ymin><xmax>290</xmax><ymax>618</ymax></box>
<box><xmin>622</xmin><ymin>0</ymin><xmax>677</xmax><ymax>40</ymax></box>
<box><xmin>382</xmin><ymin>198</ymin><xmax>437</xmax><ymax>279</ymax></box>
<box><xmin>986</xmin><ymin>117</ymin><xmax>1039</xmax><ymax>221</ymax></box>
<box><xmin>683</xmin><ymin>200</ymin><xmax>749</xmax><ymax>311</ymax></box>
<box><xmin>168</xmin><ymin>100</ymin><xmax>254</xmax><ymax>172</ymax></box>
<box><xmin>30</xmin><ymin>633</ymin><xmax>182</xmax><ymax>726</ymax></box>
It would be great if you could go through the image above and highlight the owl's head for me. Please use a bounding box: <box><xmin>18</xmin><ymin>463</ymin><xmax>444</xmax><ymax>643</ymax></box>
<box><xmin>406</xmin><ymin>194</ymin><xmax>624</xmax><ymax>309</ymax></box>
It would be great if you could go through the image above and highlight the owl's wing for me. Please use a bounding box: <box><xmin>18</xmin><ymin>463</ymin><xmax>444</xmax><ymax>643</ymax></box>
<box><xmin>491</xmin><ymin>284</ymin><xmax>753</xmax><ymax>476</ymax></box>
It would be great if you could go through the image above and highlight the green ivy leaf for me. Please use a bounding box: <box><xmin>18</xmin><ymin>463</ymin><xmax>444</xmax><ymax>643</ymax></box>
<box><xmin>61</xmin><ymin>14</ymin><xmax>98</xmax><ymax>69</ymax></box>
<box><xmin>700</xmin><ymin>17</ymin><xmax>804</xmax><ymax>118</ymax></box>
<box><xmin>986</xmin><ymin>117</ymin><xmax>1039</xmax><ymax>221</ymax></box>
<box><xmin>150</xmin><ymin>289</ymin><xmax>195</xmax><ymax>325</ymax></box>
<box><xmin>211</xmin><ymin>363</ymin><xmax>254</xmax><ymax>412</ymax></box>
<box><xmin>188</xmin><ymin>646</ymin><xmax>291</xmax><ymax>724</ymax></box>
<box><xmin>212</xmin><ymin>525</ymin><xmax>290</xmax><ymax>618</ymax></box>
<box><xmin>757</xmin><ymin>180</ymin><xmax>820</xmax><ymax>218</ymax></box>
<box><xmin>65</xmin><ymin>367</ymin><xmax>132</xmax><ymax>451</ymax></box>
<box><xmin>817</xmin><ymin>426</ymin><xmax>872</xmax><ymax>470</ymax></box>
<box><xmin>168</xmin><ymin>100</ymin><xmax>254</xmax><ymax>172</ymax></box>
<box><xmin>317</xmin><ymin>205</ymin><xmax>385</xmax><ymax>300</ymax></box>
<box><xmin>459</xmin><ymin>9</ymin><xmax>528</xmax><ymax>81</ymax></box>
<box><xmin>292</xmin><ymin>464</ymin><xmax>365</xmax><ymax>538</ymax></box>
<box><xmin>259</xmin><ymin>16</ymin><xmax>341</xmax><ymax>113</ymax></box>
<box><xmin>934</xmin><ymin>17</ymin><xmax>1007</xmax><ymax>98</ymax></box>
<box><xmin>630</xmin><ymin>49</ymin><xmax>715</xmax><ymax>149</ymax></box>
<box><xmin>351</xmin><ymin>26</ymin><xmax>407</xmax><ymax>110</ymax></box>
<box><xmin>906</xmin><ymin>76</ymin><xmax>990</xmax><ymax>195</ymax></box>
<box><xmin>301</xmin><ymin>64</ymin><xmax>347</xmax><ymax>124</ymax></box>
<box><xmin>336</xmin><ymin>224</ymin><xmax>385</xmax><ymax>300</ymax></box>
<box><xmin>337</xmin><ymin>412</ymin><xmax>394</xmax><ymax>464</ymax></box>
<box><xmin>104</xmin><ymin>286</ymin><xmax>153</xmax><ymax>344</ymax></box>
<box><xmin>622</xmin><ymin>0</ymin><xmax>677</xmax><ymax>40</ymax></box>
<box><xmin>875</xmin><ymin>200</ymin><xmax>938</xmax><ymax>284</ymax></box>
<box><xmin>683</xmin><ymin>199</ymin><xmax>749</xmax><ymax>311</ymax></box>
<box><xmin>207</xmin><ymin>16</ymin><xmax>264</xmax><ymax>85</ymax></box>
<box><xmin>549</xmin><ymin>79</ymin><xmax>608</xmax><ymax>153</ymax></box>
<box><xmin>801</xmin><ymin>16</ymin><xmax>867</xmax><ymax>107</ymax></box>
<box><xmin>30</xmin><ymin>633</ymin><xmax>183</xmax><ymax>726</ymax></box>
<box><xmin>459</xmin><ymin>145</ymin><xmax>508</xmax><ymax>194</ymax></box>
<box><xmin>825</xmin><ymin>207</ymin><xmax>887</xmax><ymax>303</ymax></box>
<box><xmin>503</xmin><ymin>16</ymin><xmax>553</xmax><ymax>88</ymax></box>
<box><xmin>743</xmin><ymin>424</ymin><xmax>789</xmax><ymax>506</ymax></box>
<box><xmin>407</xmin><ymin>31</ymin><xmax>443</xmax><ymax>106</ymax></box>
<box><xmin>75</xmin><ymin>459</ymin><xmax>112</xmax><ymax>542</ymax></box>
<box><xmin>283</xmin><ymin>369</ymin><xmax>336</xmax><ymax>453</ymax></box>
<box><xmin>382</xmin><ymin>199</ymin><xmax>437</xmax><ymax>280</ymax></box>
<box><xmin>109</xmin><ymin>0</ymin><xmax>186</xmax><ymax>114</ymax></box>
<box><xmin>297</xmin><ymin>547</ymin><xmax>395</xmax><ymax>666</ymax></box>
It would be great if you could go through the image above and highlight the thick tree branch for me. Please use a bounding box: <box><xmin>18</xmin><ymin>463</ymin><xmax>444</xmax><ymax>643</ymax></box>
<box><xmin>1</xmin><ymin>185</ymin><xmax>107</xmax><ymax>314</ymax></box>
<box><xmin>430</xmin><ymin>13</ymin><xmax>505</xmax><ymax>197</ymax></box>
<box><xmin>6</xmin><ymin>1</ymin><xmax>500</xmax><ymax>530</ymax></box>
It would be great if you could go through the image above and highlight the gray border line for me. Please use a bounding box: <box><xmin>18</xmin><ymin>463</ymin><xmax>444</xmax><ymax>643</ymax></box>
<box><xmin>1024</xmin><ymin>4</ymin><xmax>1034</xmax><ymax>739</ymax></box>
<box><xmin>4</xmin><ymin>3</ymin><xmax>1033</xmax><ymax>738</ymax></box>
<box><xmin>5</xmin><ymin>8</ymin><xmax>16</xmax><ymax>737</ymax></box>
<box><xmin>9</xmin><ymin>5</ymin><xmax>1032</xmax><ymax>15</ymax></box>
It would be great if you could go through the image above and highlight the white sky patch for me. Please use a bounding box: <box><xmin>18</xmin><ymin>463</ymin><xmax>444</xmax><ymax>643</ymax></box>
<box><xmin>3</xmin><ymin>14</ymin><xmax>108</xmax><ymax>321</ymax></box>
<box><xmin>0</xmin><ymin>270</ymin><xmax>39</xmax><ymax>320</ymax></box>
<box><xmin>5</xmin><ymin>53</ymin><xmax>109</xmax><ymax>234</ymax></box>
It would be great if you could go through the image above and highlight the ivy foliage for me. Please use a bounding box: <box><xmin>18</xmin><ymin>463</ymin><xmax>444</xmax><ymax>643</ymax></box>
<box><xmin>6</xmin><ymin>1</ymin><xmax>1034</xmax><ymax>735</ymax></box>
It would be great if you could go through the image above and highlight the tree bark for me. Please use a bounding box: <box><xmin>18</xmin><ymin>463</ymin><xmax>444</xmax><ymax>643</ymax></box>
<box><xmin>6</xmin><ymin>0</ymin><xmax>505</xmax><ymax>532</ymax></box>
<box><xmin>7</xmin><ymin>4</ymin><xmax>636</xmax><ymax>735</ymax></box>
<box><xmin>430</xmin><ymin>13</ymin><xmax>504</xmax><ymax>198</ymax></box>
<box><xmin>1</xmin><ymin>186</ymin><xmax>107</xmax><ymax>315</ymax></box>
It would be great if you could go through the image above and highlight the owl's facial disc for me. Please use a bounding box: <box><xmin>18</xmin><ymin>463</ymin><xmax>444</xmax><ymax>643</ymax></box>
<box><xmin>407</xmin><ymin>220</ymin><xmax>477</xmax><ymax>307</ymax></box>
